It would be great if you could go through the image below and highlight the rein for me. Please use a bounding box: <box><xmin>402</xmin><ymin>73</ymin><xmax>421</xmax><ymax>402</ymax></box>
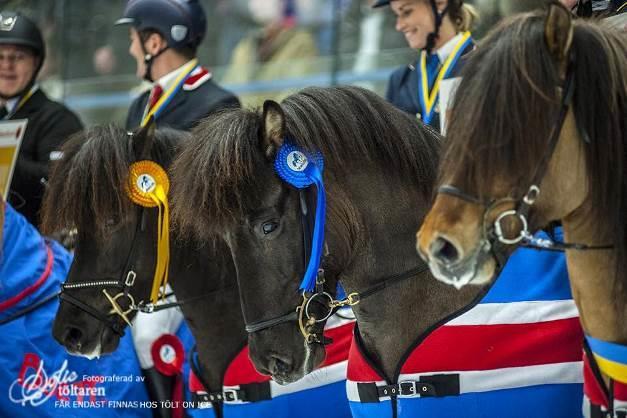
<box><xmin>438</xmin><ymin>55</ymin><xmax>612</xmax><ymax>255</ymax></box>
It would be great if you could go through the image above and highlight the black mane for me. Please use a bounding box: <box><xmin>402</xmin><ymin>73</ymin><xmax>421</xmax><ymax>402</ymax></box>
<box><xmin>171</xmin><ymin>86</ymin><xmax>441</xmax><ymax>236</ymax></box>
<box><xmin>41</xmin><ymin>124</ymin><xmax>189</xmax><ymax>240</ymax></box>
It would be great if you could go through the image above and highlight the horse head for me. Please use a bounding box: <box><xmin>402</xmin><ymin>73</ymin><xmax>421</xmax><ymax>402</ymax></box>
<box><xmin>417</xmin><ymin>3</ymin><xmax>586</xmax><ymax>288</ymax></box>
<box><xmin>417</xmin><ymin>2</ymin><xmax>627</xmax><ymax>384</ymax></box>
<box><xmin>42</xmin><ymin>121</ymin><xmax>182</xmax><ymax>358</ymax></box>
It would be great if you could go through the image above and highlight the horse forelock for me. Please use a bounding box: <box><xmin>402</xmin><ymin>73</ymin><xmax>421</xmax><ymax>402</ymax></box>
<box><xmin>41</xmin><ymin>124</ymin><xmax>185</xmax><ymax>241</ymax></box>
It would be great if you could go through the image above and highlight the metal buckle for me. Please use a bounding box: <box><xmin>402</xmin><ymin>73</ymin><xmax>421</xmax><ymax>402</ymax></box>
<box><xmin>223</xmin><ymin>389</ymin><xmax>240</xmax><ymax>402</ymax></box>
<box><xmin>398</xmin><ymin>381</ymin><xmax>418</xmax><ymax>397</ymax></box>
<box><xmin>125</xmin><ymin>270</ymin><xmax>137</xmax><ymax>287</ymax></box>
<box><xmin>398</xmin><ymin>381</ymin><xmax>435</xmax><ymax>398</ymax></box>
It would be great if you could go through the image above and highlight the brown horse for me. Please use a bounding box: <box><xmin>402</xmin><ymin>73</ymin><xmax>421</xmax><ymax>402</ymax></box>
<box><xmin>417</xmin><ymin>0</ymin><xmax>627</xmax><ymax>397</ymax></box>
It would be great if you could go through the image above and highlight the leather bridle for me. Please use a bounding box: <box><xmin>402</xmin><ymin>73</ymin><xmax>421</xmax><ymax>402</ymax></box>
<box><xmin>437</xmin><ymin>54</ymin><xmax>612</xmax><ymax>256</ymax></box>
<box><xmin>60</xmin><ymin>208</ymin><xmax>148</xmax><ymax>335</ymax></box>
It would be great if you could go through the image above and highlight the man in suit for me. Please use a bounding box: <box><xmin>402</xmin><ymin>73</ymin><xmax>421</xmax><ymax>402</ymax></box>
<box><xmin>1</xmin><ymin>11</ymin><xmax>83</xmax><ymax>228</ymax></box>
<box><xmin>116</xmin><ymin>0</ymin><xmax>239</xmax><ymax>131</ymax></box>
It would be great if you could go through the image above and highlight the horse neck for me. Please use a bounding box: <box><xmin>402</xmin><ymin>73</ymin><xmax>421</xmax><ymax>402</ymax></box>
<box><xmin>562</xmin><ymin>209</ymin><xmax>627</xmax><ymax>344</ymax></box>
<box><xmin>328</xmin><ymin>171</ymin><xmax>481</xmax><ymax>380</ymax></box>
<box><xmin>168</xmin><ymin>238</ymin><xmax>247</xmax><ymax>392</ymax></box>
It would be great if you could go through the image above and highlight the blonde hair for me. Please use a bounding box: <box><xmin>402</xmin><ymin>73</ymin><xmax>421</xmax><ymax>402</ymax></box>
<box><xmin>452</xmin><ymin>3</ymin><xmax>479</xmax><ymax>32</ymax></box>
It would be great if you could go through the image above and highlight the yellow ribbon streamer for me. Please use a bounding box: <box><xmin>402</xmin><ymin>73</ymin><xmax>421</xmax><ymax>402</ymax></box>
<box><xmin>127</xmin><ymin>160</ymin><xmax>171</xmax><ymax>304</ymax></box>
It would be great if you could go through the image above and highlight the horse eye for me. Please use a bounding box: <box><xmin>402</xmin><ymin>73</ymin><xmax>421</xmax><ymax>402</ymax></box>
<box><xmin>262</xmin><ymin>221</ymin><xmax>279</xmax><ymax>235</ymax></box>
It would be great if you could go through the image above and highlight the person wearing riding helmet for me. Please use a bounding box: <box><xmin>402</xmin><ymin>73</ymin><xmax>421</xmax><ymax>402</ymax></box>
<box><xmin>374</xmin><ymin>0</ymin><xmax>478</xmax><ymax>132</ymax></box>
<box><xmin>0</xmin><ymin>11</ymin><xmax>83</xmax><ymax>229</ymax></box>
<box><xmin>116</xmin><ymin>0</ymin><xmax>240</xmax><ymax>131</ymax></box>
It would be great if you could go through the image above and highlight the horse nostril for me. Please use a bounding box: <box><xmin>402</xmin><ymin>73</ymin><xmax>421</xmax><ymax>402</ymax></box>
<box><xmin>430</xmin><ymin>236</ymin><xmax>460</xmax><ymax>264</ymax></box>
<box><xmin>64</xmin><ymin>327</ymin><xmax>83</xmax><ymax>351</ymax></box>
<box><xmin>269</xmin><ymin>355</ymin><xmax>292</xmax><ymax>376</ymax></box>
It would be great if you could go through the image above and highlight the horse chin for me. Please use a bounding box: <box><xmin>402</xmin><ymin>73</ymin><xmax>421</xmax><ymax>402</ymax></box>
<box><xmin>272</xmin><ymin>343</ymin><xmax>325</xmax><ymax>385</ymax></box>
<box><xmin>429</xmin><ymin>245</ymin><xmax>496</xmax><ymax>289</ymax></box>
<box><xmin>69</xmin><ymin>326</ymin><xmax>120</xmax><ymax>359</ymax></box>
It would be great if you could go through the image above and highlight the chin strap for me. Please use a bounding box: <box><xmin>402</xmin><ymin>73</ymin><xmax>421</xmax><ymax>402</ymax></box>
<box><xmin>141</xmin><ymin>39</ymin><xmax>169</xmax><ymax>82</ymax></box>
<box><xmin>425</xmin><ymin>0</ymin><xmax>450</xmax><ymax>53</ymax></box>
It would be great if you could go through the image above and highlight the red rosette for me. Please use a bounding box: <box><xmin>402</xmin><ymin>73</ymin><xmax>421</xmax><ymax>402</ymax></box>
<box><xmin>151</xmin><ymin>334</ymin><xmax>184</xmax><ymax>376</ymax></box>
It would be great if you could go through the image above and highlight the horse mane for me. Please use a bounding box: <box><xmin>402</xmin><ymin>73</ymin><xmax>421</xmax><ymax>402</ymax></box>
<box><xmin>171</xmin><ymin>86</ymin><xmax>441</xmax><ymax>237</ymax></box>
<box><xmin>442</xmin><ymin>10</ymin><xmax>627</xmax><ymax>296</ymax></box>
<box><xmin>41</xmin><ymin>124</ymin><xmax>188</xmax><ymax>240</ymax></box>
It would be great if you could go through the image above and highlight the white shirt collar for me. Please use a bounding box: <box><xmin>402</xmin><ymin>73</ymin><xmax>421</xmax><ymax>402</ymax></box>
<box><xmin>436</xmin><ymin>32</ymin><xmax>464</xmax><ymax>64</ymax></box>
<box><xmin>3</xmin><ymin>84</ymin><xmax>39</xmax><ymax>114</ymax></box>
<box><xmin>154</xmin><ymin>60</ymin><xmax>195</xmax><ymax>91</ymax></box>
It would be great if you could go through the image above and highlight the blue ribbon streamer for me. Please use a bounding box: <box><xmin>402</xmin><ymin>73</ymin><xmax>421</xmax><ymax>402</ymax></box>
<box><xmin>274</xmin><ymin>141</ymin><xmax>326</xmax><ymax>293</ymax></box>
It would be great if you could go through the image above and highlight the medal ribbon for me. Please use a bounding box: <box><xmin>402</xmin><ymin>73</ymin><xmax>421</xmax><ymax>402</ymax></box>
<box><xmin>2</xmin><ymin>86</ymin><xmax>37</xmax><ymax>120</ymax></box>
<box><xmin>418</xmin><ymin>31</ymin><xmax>473</xmax><ymax>124</ymax></box>
<box><xmin>586</xmin><ymin>335</ymin><xmax>627</xmax><ymax>383</ymax></box>
<box><xmin>141</xmin><ymin>59</ymin><xmax>199</xmax><ymax>127</ymax></box>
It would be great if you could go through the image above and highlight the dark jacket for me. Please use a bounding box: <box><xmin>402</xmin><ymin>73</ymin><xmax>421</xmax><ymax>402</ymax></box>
<box><xmin>8</xmin><ymin>89</ymin><xmax>83</xmax><ymax>227</ymax></box>
<box><xmin>385</xmin><ymin>41</ymin><xmax>474</xmax><ymax>132</ymax></box>
<box><xmin>125</xmin><ymin>68</ymin><xmax>240</xmax><ymax>131</ymax></box>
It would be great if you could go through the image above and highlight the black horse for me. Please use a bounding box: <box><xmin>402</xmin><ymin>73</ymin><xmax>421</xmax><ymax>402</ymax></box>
<box><xmin>42</xmin><ymin>124</ymin><xmax>245</xmax><ymax>417</ymax></box>
<box><xmin>171</xmin><ymin>86</ymin><xmax>585</xmax><ymax>418</ymax></box>
<box><xmin>42</xmin><ymin>123</ymin><xmax>353</xmax><ymax>418</ymax></box>
<box><xmin>171</xmin><ymin>86</ymin><xmax>482</xmax><ymax>382</ymax></box>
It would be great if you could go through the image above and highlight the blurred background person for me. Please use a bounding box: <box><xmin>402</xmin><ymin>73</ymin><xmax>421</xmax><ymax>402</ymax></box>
<box><xmin>223</xmin><ymin>0</ymin><xmax>319</xmax><ymax>105</ymax></box>
<box><xmin>1</xmin><ymin>10</ymin><xmax>82</xmax><ymax>229</ymax></box>
<box><xmin>374</xmin><ymin>0</ymin><xmax>478</xmax><ymax>132</ymax></box>
<box><xmin>116</xmin><ymin>0</ymin><xmax>239</xmax><ymax>131</ymax></box>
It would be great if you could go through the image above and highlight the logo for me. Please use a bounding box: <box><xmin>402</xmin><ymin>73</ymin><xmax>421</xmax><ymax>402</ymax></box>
<box><xmin>287</xmin><ymin>151</ymin><xmax>308</xmax><ymax>172</ymax></box>
<box><xmin>0</xmin><ymin>15</ymin><xmax>17</xmax><ymax>31</ymax></box>
<box><xmin>136</xmin><ymin>173</ymin><xmax>156</xmax><ymax>193</ymax></box>
<box><xmin>159</xmin><ymin>344</ymin><xmax>176</xmax><ymax>365</ymax></box>
<box><xmin>8</xmin><ymin>353</ymin><xmax>104</xmax><ymax>407</ymax></box>
<box><xmin>171</xmin><ymin>25</ymin><xmax>188</xmax><ymax>42</ymax></box>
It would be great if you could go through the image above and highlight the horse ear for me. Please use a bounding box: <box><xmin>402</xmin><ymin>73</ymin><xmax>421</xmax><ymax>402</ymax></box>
<box><xmin>132</xmin><ymin>116</ymin><xmax>157</xmax><ymax>160</ymax></box>
<box><xmin>261</xmin><ymin>100</ymin><xmax>285</xmax><ymax>158</ymax></box>
<box><xmin>544</xmin><ymin>2</ymin><xmax>573</xmax><ymax>64</ymax></box>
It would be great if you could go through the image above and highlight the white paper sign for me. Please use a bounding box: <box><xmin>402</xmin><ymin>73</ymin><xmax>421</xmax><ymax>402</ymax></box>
<box><xmin>0</xmin><ymin>119</ymin><xmax>28</xmax><ymax>200</ymax></box>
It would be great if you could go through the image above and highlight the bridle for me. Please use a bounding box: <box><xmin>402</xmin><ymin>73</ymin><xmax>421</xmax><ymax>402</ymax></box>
<box><xmin>243</xmin><ymin>189</ymin><xmax>342</xmax><ymax>345</ymax></box>
<box><xmin>437</xmin><ymin>54</ymin><xmax>612</xmax><ymax>257</ymax></box>
<box><xmin>244</xmin><ymin>181</ymin><xmax>430</xmax><ymax>345</ymax></box>
<box><xmin>60</xmin><ymin>208</ymin><xmax>148</xmax><ymax>335</ymax></box>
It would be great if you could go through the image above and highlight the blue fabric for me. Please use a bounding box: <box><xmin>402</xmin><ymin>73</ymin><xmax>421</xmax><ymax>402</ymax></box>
<box><xmin>0</xmin><ymin>204</ymin><xmax>151</xmax><ymax>417</ymax></box>
<box><xmin>223</xmin><ymin>380</ymin><xmax>350</xmax><ymax>418</ymax></box>
<box><xmin>483</xmin><ymin>229</ymin><xmax>573</xmax><ymax>303</ymax></box>
<box><xmin>350</xmin><ymin>383</ymin><xmax>582</xmax><ymax>418</ymax></box>
<box><xmin>348</xmin><ymin>228</ymin><xmax>582</xmax><ymax>418</ymax></box>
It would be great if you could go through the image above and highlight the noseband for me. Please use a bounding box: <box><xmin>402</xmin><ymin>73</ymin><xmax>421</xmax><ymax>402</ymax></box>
<box><xmin>438</xmin><ymin>55</ymin><xmax>612</xmax><ymax>255</ymax></box>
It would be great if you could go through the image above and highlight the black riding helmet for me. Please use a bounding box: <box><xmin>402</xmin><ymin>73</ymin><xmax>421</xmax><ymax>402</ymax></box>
<box><xmin>373</xmin><ymin>0</ymin><xmax>463</xmax><ymax>52</ymax></box>
<box><xmin>115</xmin><ymin>0</ymin><xmax>207</xmax><ymax>81</ymax></box>
<box><xmin>0</xmin><ymin>11</ymin><xmax>45</xmax><ymax>99</ymax></box>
